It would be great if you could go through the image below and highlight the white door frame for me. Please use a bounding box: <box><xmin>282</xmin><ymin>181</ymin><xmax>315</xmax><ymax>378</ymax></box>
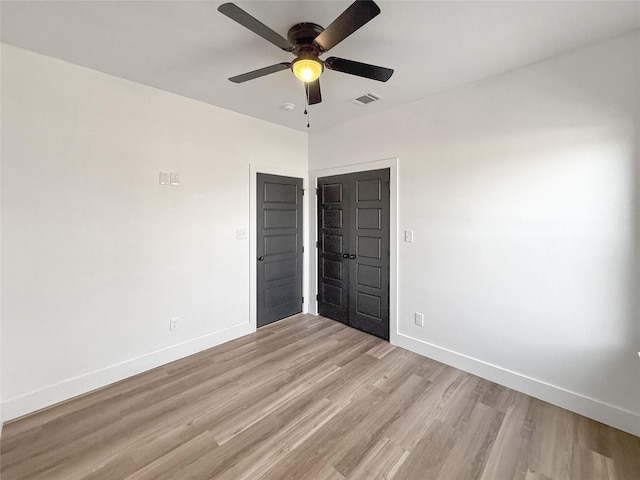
<box><xmin>249</xmin><ymin>164</ymin><xmax>310</xmax><ymax>331</ymax></box>
<box><xmin>309</xmin><ymin>158</ymin><xmax>399</xmax><ymax>345</ymax></box>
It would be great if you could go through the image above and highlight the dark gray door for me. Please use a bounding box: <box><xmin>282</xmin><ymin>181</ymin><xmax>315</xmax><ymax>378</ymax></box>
<box><xmin>317</xmin><ymin>176</ymin><xmax>351</xmax><ymax>325</ymax></box>
<box><xmin>257</xmin><ymin>173</ymin><xmax>303</xmax><ymax>327</ymax></box>
<box><xmin>317</xmin><ymin>169</ymin><xmax>390</xmax><ymax>340</ymax></box>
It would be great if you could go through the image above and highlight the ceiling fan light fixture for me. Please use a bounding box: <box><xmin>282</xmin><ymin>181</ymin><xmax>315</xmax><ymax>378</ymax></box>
<box><xmin>292</xmin><ymin>57</ymin><xmax>323</xmax><ymax>83</ymax></box>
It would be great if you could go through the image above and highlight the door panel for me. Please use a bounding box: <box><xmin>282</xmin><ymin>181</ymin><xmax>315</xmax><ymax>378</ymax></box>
<box><xmin>356</xmin><ymin>264</ymin><xmax>381</xmax><ymax>288</ymax></box>
<box><xmin>356</xmin><ymin>208</ymin><xmax>381</xmax><ymax>230</ymax></box>
<box><xmin>264</xmin><ymin>234</ymin><xmax>297</xmax><ymax>255</ymax></box>
<box><xmin>264</xmin><ymin>182</ymin><xmax>298</xmax><ymax>203</ymax></box>
<box><xmin>317</xmin><ymin>179</ymin><xmax>350</xmax><ymax>324</ymax></box>
<box><xmin>264</xmin><ymin>258</ymin><xmax>297</xmax><ymax>282</ymax></box>
<box><xmin>349</xmin><ymin>169</ymin><xmax>390</xmax><ymax>340</ymax></box>
<box><xmin>318</xmin><ymin>168</ymin><xmax>390</xmax><ymax>340</ymax></box>
<box><xmin>322</xmin><ymin>183</ymin><xmax>344</xmax><ymax>203</ymax></box>
<box><xmin>356</xmin><ymin>236</ymin><xmax>382</xmax><ymax>259</ymax></box>
<box><xmin>264</xmin><ymin>209</ymin><xmax>297</xmax><ymax>228</ymax></box>
<box><xmin>257</xmin><ymin>173</ymin><xmax>303</xmax><ymax>327</ymax></box>
<box><xmin>322</xmin><ymin>258</ymin><xmax>343</xmax><ymax>281</ymax></box>
<box><xmin>355</xmin><ymin>178</ymin><xmax>383</xmax><ymax>201</ymax></box>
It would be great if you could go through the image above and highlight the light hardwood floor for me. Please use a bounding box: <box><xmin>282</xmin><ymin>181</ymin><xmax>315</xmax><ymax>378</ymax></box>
<box><xmin>2</xmin><ymin>314</ymin><xmax>638</xmax><ymax>480</ymax></box>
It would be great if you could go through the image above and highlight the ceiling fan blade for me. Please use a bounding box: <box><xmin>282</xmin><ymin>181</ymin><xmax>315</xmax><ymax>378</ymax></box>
<box><xmin>229</xmin><ymin>63</ymin><xmax>291</xmax><ymax>83</ymax></box>
<box><xmin>313</xmin><ymin>0</ymin><xmax>381</xmax><ymax>52</ymax></box>
<box><xmin>218</xmin><ymin>3</ymin><xmax>293</xmax><ymax>51</ymax></box>
<box><xmin>307</xmin><ymin>79</ymin><xmax>322</xmax><ymax>105</ymax></box>
<box><xmin>325</xmin><ymin>57</ymin><xmax>393</xmax><ymax>82</ymax></box>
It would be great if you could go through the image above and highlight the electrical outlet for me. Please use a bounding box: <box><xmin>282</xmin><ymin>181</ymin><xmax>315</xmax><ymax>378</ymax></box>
<box><xmin>404</xmin><ymin>230</ymin><xmax>414</xmax><ymax>243</ymax></box>
<box><xmin>414</xmin><ymin>312</ymin><xmax>424</xmax><ymax>326</ymax></box>
<box><xmin>236</xmin><ymin>228</ymin><xmax>247</xmax><ymax>240</ymax></box>
<box><xmin>170</xmin><ymin>317</ymin><xmax>179</xmax><ymax>331</ymax></box>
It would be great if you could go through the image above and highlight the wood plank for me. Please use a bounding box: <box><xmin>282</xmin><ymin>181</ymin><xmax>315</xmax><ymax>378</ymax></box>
<box><xmin>2</xmin><ymin>314</ymin><xmax>638</xmax><ymax>480</ymax></box>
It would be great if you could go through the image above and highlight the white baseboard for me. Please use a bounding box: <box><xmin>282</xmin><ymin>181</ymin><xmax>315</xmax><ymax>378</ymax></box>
<box><xmin>395</xmin><ymin>332</ymin><xmax>640</xmax><ymax>437</ymax></box>
<box><xmin>2</xmin><ymin>322</ymin><xmax>255</xmax><ymax>422</ymax></box>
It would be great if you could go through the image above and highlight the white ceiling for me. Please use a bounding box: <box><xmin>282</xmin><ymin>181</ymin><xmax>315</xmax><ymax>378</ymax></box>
<box><xmin>2</xmin><ymin>1</ymin><xmax>639</xmax><ymax>132</ymax></box>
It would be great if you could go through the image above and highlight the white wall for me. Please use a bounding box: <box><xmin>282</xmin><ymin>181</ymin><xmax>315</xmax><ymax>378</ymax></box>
<box><xmin>1</xmin><ymin>44</ymin><xmax>307</xmax><ymax>420</ymax></box>
<box><xmin>309</xmin><ymin>33</ymin><xmax>640</xmax><ymax>435</ymax></box>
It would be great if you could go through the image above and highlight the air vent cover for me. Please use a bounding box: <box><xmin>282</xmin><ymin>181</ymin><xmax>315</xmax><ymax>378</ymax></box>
<box><xmin>352</xmin><ymin>91</ymin><xmax>382</xmax><ymax>106</ymax></box>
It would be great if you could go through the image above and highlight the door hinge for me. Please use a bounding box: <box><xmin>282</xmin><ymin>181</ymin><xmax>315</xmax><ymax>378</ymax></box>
<box><xmin>301</xmin><ymin>189</ymin><xmax>305</xmax><ymax>196</ymax></box>
<box><xmin>316</xmin><ymin>241</ymin><xmax>320</xmax><ymax>248</ymax></box>
<box><xmin>302</xmin><ymin>246</ymin><xmax>305</xmax><ymax>253</ymax></box>
<box><xmin>315</xmin><ymin>188</ymin><xmax>319</xmax><ymax>195</ymax></box>
<box><xmin>316</xmin><ymin>294</ymin><xmax>319</xmax><ymax>300</ymax></box>
<box><xmin>302</xmin><ymin>296</ymin><xmax>304</xmax><ymax>303</ymax></box>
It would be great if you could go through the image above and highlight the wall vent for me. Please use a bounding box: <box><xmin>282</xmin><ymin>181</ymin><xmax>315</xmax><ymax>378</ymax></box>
<box><xmin>352</xmin><ymin>91</ymin><xmax>382</xmax><ymax>106</ymax></box>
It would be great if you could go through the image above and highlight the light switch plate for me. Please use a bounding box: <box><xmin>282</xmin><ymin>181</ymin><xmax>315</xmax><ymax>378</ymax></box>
<box><xmin>159</xmin><ymin>171</ymin><xmax>170</xmax><ymax>185</ymax></box>
<box><xmin>170</xmin><ymin>317</ymin><xmax>179</xmax><ymax>331</ymax></box>
<box><xmin>170</xmin><ymin>173</ymin><xmax>180</xmax><ymax>185</ymax></box>
<box><xmin>404</xmin><ymin>230</ymin><xmax>414</xmax><ymax>243</ymax></box>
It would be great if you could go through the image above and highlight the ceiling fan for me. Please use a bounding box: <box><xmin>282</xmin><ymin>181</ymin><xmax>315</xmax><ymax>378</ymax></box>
<box><xmin>217</xmin><ymin>0</ymin><xmax>394</xmax><ymax>106</ymax></box>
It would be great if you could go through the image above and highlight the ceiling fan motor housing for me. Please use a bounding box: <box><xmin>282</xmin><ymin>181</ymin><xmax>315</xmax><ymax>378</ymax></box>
<box><xmin>287</xmin><ymin>23</ymin><xmax>326</xmax><ymax>55</ymax></box>
<box><xmin>288</xmin><ymin>23</ymin><xmax>325</xmax><ymax>81</ymax></box>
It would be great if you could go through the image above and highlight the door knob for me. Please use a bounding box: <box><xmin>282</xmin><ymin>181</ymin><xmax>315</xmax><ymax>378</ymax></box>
<box><xmin>349</xmin><ymin>254</ymin><xmax>356</xmax><ymax>259</ymax></box>
<box><xmin>258</xmin><ymin>256</ymin><xmax>264</xmax><ymax>261</ymax></box>
<box><xmin>342</xmin><ymin>253</ymin><xmax>349</xmax><ymax>258</ymax></box>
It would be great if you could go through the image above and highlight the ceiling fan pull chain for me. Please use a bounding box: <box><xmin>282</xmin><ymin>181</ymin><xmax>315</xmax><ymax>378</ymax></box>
<box><xmin>304</xmin><ymin>82</ymin><xmax>308</xmax><ymax>115</ymax></box>
<box><xmin>304</xmin><ymin>82</ymin><xmax>310</xmax><ymax>128</ymax></box>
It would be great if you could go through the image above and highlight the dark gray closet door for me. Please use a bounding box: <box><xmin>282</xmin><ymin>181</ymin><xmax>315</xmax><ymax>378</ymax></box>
<box><xmin>349</xmin><ymin>169</ymin><xmax>390</xmax><ymax>339</ymax></box>
<box><xmin>317</xmin><ymin>177</ymin><xmax>351</xmax><ymax>325</ymax></box>
<box><xmin>257</xmin><ymin>173</ymin><xmax>303</xmax><ymax>327</ymax></box>
<box><xmin>318</xmin><ymin>168</ymin><xmax>390</xmax><ymax>340</ymax></box>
